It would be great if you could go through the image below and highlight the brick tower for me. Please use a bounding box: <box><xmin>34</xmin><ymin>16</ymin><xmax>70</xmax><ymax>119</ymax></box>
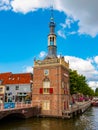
<box><xmin>32</xmin><ymin>8</ymin><xmax>70</xmax><ymax>117</ymax></box>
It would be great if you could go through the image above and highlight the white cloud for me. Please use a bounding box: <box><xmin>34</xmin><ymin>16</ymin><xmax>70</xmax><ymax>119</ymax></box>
<box><xmin>57</xmin><ymin>30</ymin><xmax>66</xmax><ymax>39</ymax></box>
<box><xmin>57</xmin><ymin>17</ymin><xmax>77</xmax><ymax>37</ymax></box>
<box><xmin>94</xmin><ymin>56</ymin><xmax>98</xmax><ymax>64</ymax></box>
<box><xmin>1</xmin><ymin>0</ymin><xmax>98</xmax><ymax>37</ymax></box>
<box><xmin>0</xmin><ymin>0</ymin><xmax>11</xmax><ymax>10</ymax></box>
<box><xmin>55</xmin><ymin>0</ymin><xmax>98</xmax><ymax>37</ymax></box>
<box><xmin>88</xmin><ymin>81</ymin><xmax>98</xmax><ymax>91</ymax></box>
<box><xmin>68</xmin><ymin>31</ymin><xmax>77</xmax><ymax>35</ymax></box>
<box><xmin>26</xmin><ymin>66</ymin><xmax>33</xmax><ymax>73</ymax></box>
<box><xmin>60</xmin><ymin>18</ymin><xmax>74</xmax><ymax>29</ymax></box>
<box><xmin>23</xmin><ymin>66</ymin><xmax>33</xmax><ymax>73</ymax></box>
<box><xmin>66</xmin><ymin>18</ymin><xmax>73</xmax><ymax>28</ymax></box>
<box><xmin>39</xmin><ymin>51</ymin><xmax>47</xmax><ymax>58</ymax></box>
<box><xmin>11</xmin><ymin>0</ymin><xmax>51</xmax><ymax>14</ymax></box>
<box><xmin>64</xmin><ymin>56</ymin><xmax>98</xmax><ymax>90</ymax></box>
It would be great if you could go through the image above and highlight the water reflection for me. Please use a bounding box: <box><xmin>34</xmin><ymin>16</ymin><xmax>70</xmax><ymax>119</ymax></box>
<box><xmin>0</xmin><ymin>107</ymin><xmax>98</xmax><ymax>130</ymax></box>
<box><xmin>74</xmin><ymin>107</ymin><xmax>98</xmax><ymax>130</ymax></box>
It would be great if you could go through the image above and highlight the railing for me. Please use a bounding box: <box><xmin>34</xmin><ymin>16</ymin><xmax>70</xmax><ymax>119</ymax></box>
<box><xmin>0</xmin><ymin>102</ymin><xmax>32</xmax><ymax>111</ymax></box>
<box><xmin>63</xmin><ymin>100</ymin><xmax>91</xmax><ymax>114</ymax></box>
<box><xmin>71</xmin><ymin>100</ymin><xmax>91</xmax><ymax>112</ymax></box>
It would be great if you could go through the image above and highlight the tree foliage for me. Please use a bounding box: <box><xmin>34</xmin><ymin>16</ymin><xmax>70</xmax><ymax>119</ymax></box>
<box><xmin>95</xmin><ymin>88</ymin><xmax>98</xmax><ymax>96</ymax></box>
<box><xmin>69</xmin><ymin>69</ymin><xmax>94</xmax><ymax>96</ymax></box>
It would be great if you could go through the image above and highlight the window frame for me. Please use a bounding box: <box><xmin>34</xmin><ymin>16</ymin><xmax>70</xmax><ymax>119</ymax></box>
<box><xmin>0</xmin><ymin>87</ymin><xmax>3</xmax><ymax>92</ymax></box>
<box><xmin>6</xmin><ymin>86</ymin><xmax>9</xmax><ymax>91</ymax></box>
<box><xmin>16</xmin><ymin>85</ymin><xmax>19</xmax><ymax>90</ymax></box>
<box><xmin>43</xmin><ymin>80</ymin><xmax>50</xmax><ymax>94</ymax></box>
<box><xmin>42</xmin><ymin>100</ymin><xmax>50</xmax><ymax>110</ymax></box>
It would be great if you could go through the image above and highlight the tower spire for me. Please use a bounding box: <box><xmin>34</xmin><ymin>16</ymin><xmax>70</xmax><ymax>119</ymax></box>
<box><xmin>50</xmin><ymin>6</ymin><xmax>54</xmax><ymax>20</ymax></box>
<box><xmin>49</xmin><ymin>6</ymin><xmax>55</xmax><ymax>34</ymax></box>
<box><xmin>45</xmin><ymin>6</ymin><xmax>57</xmax><ymax>59</ymax></box>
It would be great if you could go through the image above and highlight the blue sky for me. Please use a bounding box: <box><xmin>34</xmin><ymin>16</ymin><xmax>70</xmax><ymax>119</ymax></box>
<box><xmin>0</xmin><ymin>0</ymin><xmax>98</xmax><ymax>90</ymax></box>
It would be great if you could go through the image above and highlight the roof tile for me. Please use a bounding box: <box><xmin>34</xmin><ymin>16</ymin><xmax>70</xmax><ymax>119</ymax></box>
<box><xmin>0</xmin><ymin>72</ymin><xmax>33</xmax><ymax>85</ymax></box>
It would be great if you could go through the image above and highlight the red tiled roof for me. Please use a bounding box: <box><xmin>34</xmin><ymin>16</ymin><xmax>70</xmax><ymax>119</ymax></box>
<box><xmin>0</xmin><ymin>72</ymin><xmax>33</xmax><ymax>85</ymax></box>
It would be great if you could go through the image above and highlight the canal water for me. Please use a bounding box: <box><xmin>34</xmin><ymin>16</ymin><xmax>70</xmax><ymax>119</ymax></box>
<box><xmin>0</xmin><ymin>107</ymin><xmax>98</xmax><ymax>130</ymax></box>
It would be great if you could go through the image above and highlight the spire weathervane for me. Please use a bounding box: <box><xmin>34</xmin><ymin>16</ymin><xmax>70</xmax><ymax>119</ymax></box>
<box><xmin>50</xmin><ymin>6</ymin><xmax>54</xmax><ymax>20</ymax></box>
<box><xmin>49</xmin><ymin>6</ymin><xmax>55</xmax><ymax>33</ymax></box>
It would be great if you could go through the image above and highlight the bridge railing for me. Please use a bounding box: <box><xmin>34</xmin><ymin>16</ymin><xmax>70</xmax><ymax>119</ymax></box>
<box><xmin>0</xmin><ymin>102</ymin><xmax>32</xmax><ymax>111</ymax></box>
<box><xmin>15</xmin><ymin>102</ymin><xmax>32</xmax><ymax>109</ymax></box>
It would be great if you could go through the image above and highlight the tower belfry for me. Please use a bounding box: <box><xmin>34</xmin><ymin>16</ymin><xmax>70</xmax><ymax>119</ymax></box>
<box><xmin>46</xmin><ymin>7</ymin><xmax>57</xmax><ymax>59</ymax></box>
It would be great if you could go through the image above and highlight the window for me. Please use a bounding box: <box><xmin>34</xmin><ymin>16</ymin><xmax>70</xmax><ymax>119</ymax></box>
<box><xmin>62</xmin><ymin>81</ymin><xmax>64</xmax><ymax>88</ymax></box>
<box><xmin>42</xmin><ymin>101</ymin><xmax>50</xmax><ymax>110</ymax></box>
<box><xmin>16</xmin><ymin>86</ymin><xmax>19</xmax><ymax>90</ymax></box>
<box><xmin>43</xmin><ymin>81</ymin><xmax>50</xmax><ymax>94</ymax></box>
<box><xmin>0</xmin><ymin>87</ymin><xmax>3</xmax><ymax>92</ymax></box>
<box><xmin>67</xmin><ymin>82</ymin><xmax>69</xmax><ymax>89</ymax></box>
<box><xmin>40</xmin><ymin>88</ymin><xmax>53</xmax><ymax>94</ymax></box>
<box><xmin>64</xmin><ymin>83</ymin><xmax>69</xmax><ymax>94</ymax></box>
<box><xmin>64</xmin><ymin>84</ymin><xmax>67</xmax><ymax>94</ymax></box>
<box><xmin>8</xmin><ymin>93</ymin><xmax>10</xmax><ymax>96</ymax></box>
<box><xmin>6</xmin><ymin>86</ymin><xmax>9</xmax><ymax>91</ymax></box>
<box><xmin>39</xmin><ymin>78</ymin><xmax>53</xmax><ymax>94</ymax></box>
<box><xmin>50</xmin><ymin>37</ymin><xmax>54</xmax><ymax>45</ymax></box>
<box><xmin>43</xmin><ymin>88</ymin><xmax>50</xmax><ymax>94</ymax></box>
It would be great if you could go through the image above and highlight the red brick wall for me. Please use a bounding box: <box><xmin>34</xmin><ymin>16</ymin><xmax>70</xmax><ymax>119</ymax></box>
<box><xmin>32</xmin><ymin>64</ymin><xmax>69</xmax><ymax>117</ymax></box>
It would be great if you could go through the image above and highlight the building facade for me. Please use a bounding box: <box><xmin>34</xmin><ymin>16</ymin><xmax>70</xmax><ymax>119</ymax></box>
<box><xmin>0</xmin><ymin>72</ymin><xmax>33</xmax><ymax>103</ymax></box>
<box><xmin>32</xmin><ymin>10</ymin><xmax>70</xmax><ymax>117</ymax></box>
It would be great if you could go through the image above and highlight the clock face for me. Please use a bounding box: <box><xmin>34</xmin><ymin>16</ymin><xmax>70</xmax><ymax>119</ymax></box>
<box><xmin>44</xmin><ymin>69</ymin><xmax>49</xmax><ymax>75</ymax></box>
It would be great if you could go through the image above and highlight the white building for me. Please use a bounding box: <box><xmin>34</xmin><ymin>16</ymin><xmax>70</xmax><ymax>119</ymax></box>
<box><xmin>0</xmin><ymin>72</ymin><xmax>33</xmax><ymax>103</ymax></box>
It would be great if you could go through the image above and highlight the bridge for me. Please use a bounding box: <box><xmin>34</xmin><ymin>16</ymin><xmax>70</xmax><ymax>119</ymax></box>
<box><xmin>0</xmin><ymin>103</ymin><xmax>41</xmax><ymax>120</ymax></box>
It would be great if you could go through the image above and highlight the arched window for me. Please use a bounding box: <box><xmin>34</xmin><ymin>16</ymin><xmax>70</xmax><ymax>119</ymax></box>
<box><xmin>50</xmin><ymin>37</ymin><xmax>54</xmax><ymax>45</ymax></box>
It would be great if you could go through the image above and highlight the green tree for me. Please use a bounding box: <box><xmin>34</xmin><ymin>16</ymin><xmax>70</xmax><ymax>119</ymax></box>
<box><xmin>69</xmin><ymin>69</ymin><xmax>94</xmax><ymax>96</ymax></box>
<box><xmin>95</xmin><ymin>88</ymin><xmax>98</xmax><ymax>96</ymax></box>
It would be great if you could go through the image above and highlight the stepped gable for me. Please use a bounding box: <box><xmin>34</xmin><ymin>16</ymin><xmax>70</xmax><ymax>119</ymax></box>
<box><xmin>0</xmin><ymin>72</ymin><xmax>33</xmax><ymax>85</ymax></box>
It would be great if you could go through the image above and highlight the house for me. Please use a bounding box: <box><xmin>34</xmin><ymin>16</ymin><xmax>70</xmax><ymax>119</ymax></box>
<box><xmin>0</xmin><ymin>72</ymin><xmax>33</xmax><ymax>103</ymax></box>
